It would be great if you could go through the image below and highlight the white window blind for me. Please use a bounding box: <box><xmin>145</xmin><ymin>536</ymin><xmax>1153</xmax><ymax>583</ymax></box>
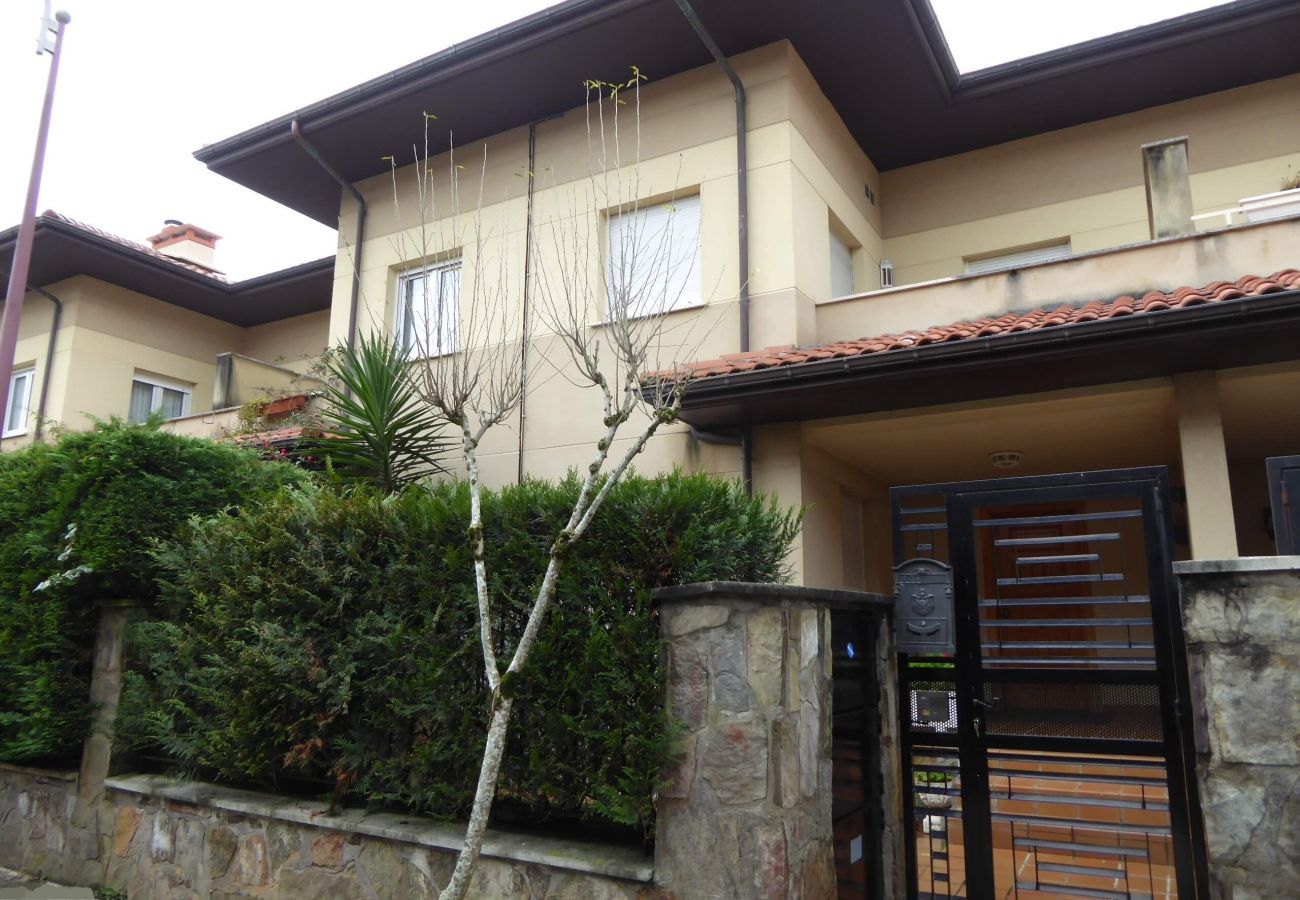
<box><xmin>965</xmin><ymin>241</ymin><xmax>1071</xmax><ymax>275</ymax></box>
<box><xmin>397</xmin><ymin>259</ymin><xmax>461</xmax><ymax>358</ymax></box>
<box><xmin>606</xmin><ymin>194</ymin><xmax>701</xmax><ymax>318</ymax></box>
<box><xmin>128</xmin><ymin>375</ymin><xmax>191</xmax><ymax>423</ymax></box>
<box><xmin>830</xmin><ymin>231</ymin><xmax>855</xmax><ymax>297</ymax></box>
<box><xmin>4</xmin><ymin>368</ymin><xmax>34</xmax><ymax>436</ymax></box>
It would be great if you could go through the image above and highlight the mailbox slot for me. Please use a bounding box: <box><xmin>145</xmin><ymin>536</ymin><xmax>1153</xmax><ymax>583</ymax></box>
<box><xmin>893</xmin><ymin>558</ymin><xmax>956</xmax><ymax>655</ymax></box>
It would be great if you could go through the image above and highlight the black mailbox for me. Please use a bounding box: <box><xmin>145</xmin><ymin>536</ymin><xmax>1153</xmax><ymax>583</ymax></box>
<box><xmin>893</xmin><ymin>558</ymin><xmax>956</xmax><ymax>655</ymax></box>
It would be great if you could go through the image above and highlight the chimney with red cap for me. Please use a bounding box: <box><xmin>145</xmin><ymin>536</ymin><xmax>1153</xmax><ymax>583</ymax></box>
<box><xmin>146</xmin><ymin>219</ymin><xmax>221</xmax><ymax>271</ymax></box>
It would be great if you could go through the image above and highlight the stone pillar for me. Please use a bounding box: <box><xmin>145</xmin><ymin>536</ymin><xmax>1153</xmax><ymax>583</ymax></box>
<box><xmin>1175</xmin><ymin>371</ymin><xmax>1238</xmax><ymax>559</ymax></box>
<box><xmin>1174</xmin><ymin>557</ymin><xmax>1300</xmax><ymax>899</ymax></box>
<box><xmin>79</xmin><ymin>600</ymin><xmax>136</xmax><ymax>805</ymax></box>
<box><xmin>653</xmin><ymin>582</ymin><xmax>835</xmax><ymax>899</ymax></box>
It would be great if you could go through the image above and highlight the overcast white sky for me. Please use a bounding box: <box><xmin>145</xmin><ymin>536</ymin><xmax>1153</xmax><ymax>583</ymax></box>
<box><xmin>930</xmin><ymin>0</ymin><xmax>1229</xmax><ymax>71</ymax></box>
<box><xmin>0</xmin><ymin>0</ymin><xmax>1229</xmax><ymax>280</ymax></box>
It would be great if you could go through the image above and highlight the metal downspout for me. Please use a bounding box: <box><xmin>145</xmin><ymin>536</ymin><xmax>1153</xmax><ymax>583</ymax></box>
<box><xmin>673</xmin><ymin>0</ymin><xmax>753</xmax><ymax>492</ymax></box>
<box><xmin>31</xmin><ymin>285</ymin><xmax>61</xmax><ymax>441</ymax></box>
<box><xmin>290</xmin><ymin>120</ymin><xmax>366</xmax><ymax>351</ymax></box>
<box><xmin>518</xmin><ymin>121</ymin><xmax>538</xmax><ymax>483</ymax></box>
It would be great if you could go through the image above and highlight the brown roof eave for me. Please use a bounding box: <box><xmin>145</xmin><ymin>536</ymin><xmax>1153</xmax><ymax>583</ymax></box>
<box><xmin>664</xmin><ymin>288</ymin><xmax>1300</xmax><ymax>427</ymax></box>
<box><xmin>230</xmin><ymin>256</ymin><xmax>335</xmax><ymax>298</ymax></box>
<box><xmin>191</xmin><ymin>0</ymin><xmax>647</xmax><ymax>169</ymax></box>
<box><xmin>0</xmin><ymin>217</ymin><xmax>224</xmax><ymax>293</ymax></box>
<box><xmin>193</xmin><ymin>0</ymin><xmax>1300</xmax><ymax>225</ymax></box>
<box><xmin>0</xmin><ymin>217</ymin><xmax>334</xmax><ymax>326</ymax></box>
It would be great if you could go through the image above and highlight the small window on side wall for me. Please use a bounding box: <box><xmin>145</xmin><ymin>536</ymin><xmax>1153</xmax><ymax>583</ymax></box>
<box><xmin>965</xmin><ymin>240</ymin><xmax>1071</xmax><ymax>275</ymax></box>
<box><xmin>128</xmin><ymin>374</ymin><xmax>191</xmax><ymax>423</ymax></box>
<box><xmin>4</xmin><ymin>368</ymin><xmax>35</xmax><ymax>437</ymax></box>
<box><xmin>397</xmin><ymin>258</ymin><xmax>462</xmax><ymax>359</ymax></box>
<box><xmin>606</xmin><ymin>194</ymin><xmax>701</xmax><ymax>319</ymax></box>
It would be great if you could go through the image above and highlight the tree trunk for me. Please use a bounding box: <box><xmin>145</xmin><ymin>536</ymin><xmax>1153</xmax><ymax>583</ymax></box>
<box><xmin>439</xmin><ymin>696</ymin><xmax>515</xmax><ymax>900</ymax></box>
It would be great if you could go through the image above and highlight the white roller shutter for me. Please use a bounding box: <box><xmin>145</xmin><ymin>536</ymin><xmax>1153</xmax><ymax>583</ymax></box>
<box><xmin>607</xmin><ymin>194</ymin><xmax>701</xmax><ymax>317</ymax></box>
<box><xmin>965</xmin><ymin>241</ymin><xmax>1071</xmax><ymax>275</ymax></box>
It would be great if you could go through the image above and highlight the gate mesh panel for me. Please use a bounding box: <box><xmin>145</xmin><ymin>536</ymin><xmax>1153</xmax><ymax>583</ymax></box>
<box><xmin>982</xmin><ymin>681</ymin><xmax>1163</xmax><ymax>742</ymax></box>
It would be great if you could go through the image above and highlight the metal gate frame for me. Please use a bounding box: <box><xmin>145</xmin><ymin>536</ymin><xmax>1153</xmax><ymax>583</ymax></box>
<box><xmin>891</xmin><ymin>467</ymin><xmax>1209</xmax><ymax>898</ymax></box>
<box><xmin>831</xmin><ymin>598</ymin><xmax>891</xmax><ymax>900</ymax></box>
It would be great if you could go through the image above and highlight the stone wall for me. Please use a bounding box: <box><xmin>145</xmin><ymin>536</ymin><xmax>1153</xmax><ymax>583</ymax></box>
<box><xmin>653</xmin><ymin>582</ymin><xmax>839</xmax><ymax>899</ymax></box>
<box><xmin>1175</xmin><ymin>557</ymin><xmax>1300</xmax><ymax>900</ymax></box>
<box><xmin>0</xmin><ymin>765</ymin><xmax>657</xmax><ymax>900</ymax></box>
<box><xmin>0</xmin><ymin>580</ymin><xmax>884</xmax><ymax>899</ymax></box>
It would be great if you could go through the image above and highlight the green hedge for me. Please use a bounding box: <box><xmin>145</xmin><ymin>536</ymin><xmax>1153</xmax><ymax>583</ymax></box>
<box><xmin>119</xmin><ymin>472</ymin><xmax>799</xmax><ymax>838</ymax></box>
<box><xmin>0</xmin><ymin>421</ymin><xmax>305</xmax><ymax>764</ymax></box>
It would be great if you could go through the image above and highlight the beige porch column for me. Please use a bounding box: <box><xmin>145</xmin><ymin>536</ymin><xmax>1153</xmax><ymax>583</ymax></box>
<box><xmin>752</xmin><ymin>423</ymin><xmax>809</xmax><ymax>583</ymax></box>
<box><xmin>1174</xmin><ymin>371</ymin><xmax>1238</xmax><ymax>559</ymax></box>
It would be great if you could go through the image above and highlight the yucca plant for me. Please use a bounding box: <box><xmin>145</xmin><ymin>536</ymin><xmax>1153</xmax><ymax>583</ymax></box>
<box><xmin>313</xmin><ymin>334</ymin><xmax>452</xmax><ymax>492</ymax></box>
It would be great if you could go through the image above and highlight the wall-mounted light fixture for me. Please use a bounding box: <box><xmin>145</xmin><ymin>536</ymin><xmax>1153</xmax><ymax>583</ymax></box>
<box><xmin>989</xmin><ymin>450</ymin><xmax>1023</xmax><ymax>470</ymax></box>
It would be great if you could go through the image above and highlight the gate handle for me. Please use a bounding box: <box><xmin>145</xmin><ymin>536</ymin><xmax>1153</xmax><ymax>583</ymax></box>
<box><xmin>972</xmin><ymin>697</ymin><xmax>999</xmax><ymax>739</ymax></box>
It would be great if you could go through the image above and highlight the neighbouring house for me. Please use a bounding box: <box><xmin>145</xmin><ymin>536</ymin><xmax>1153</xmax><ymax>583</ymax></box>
<box><xmin>170</xmin><ymin>1</ymin><xmax>1300</xmax><ymax>897</ymax></box>
<box><xmin>0</xmin><ymin>212</ymin><xmax>333</xmax><ymax>448</ymax></box>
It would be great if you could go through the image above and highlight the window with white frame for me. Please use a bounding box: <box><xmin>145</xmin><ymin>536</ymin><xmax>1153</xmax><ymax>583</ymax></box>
<box><xmin>396</xmin><ymin>258</ymin><xmax>462</xmax><ymax>358</ymax></box>
<box><xmin>128</xmin><ymin>373</ymin><xmax>191</xmax><ymax>423</ymax></box>
<box><xmin>606</xmin><ymin>194</ymin><xmax>701</xmax><ymax>318</ymax></box>
<box><xmin>4</xmin><ymin>367</ymin><xmax>34</xmax><ymax>437</ymax></box>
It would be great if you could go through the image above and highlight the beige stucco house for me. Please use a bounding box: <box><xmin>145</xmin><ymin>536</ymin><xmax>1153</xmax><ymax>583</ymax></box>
<box><xmin>0</xmin><ymin>213</ymin><xmax>332</xmax><ymax>449</ymax></box>
<box><xmin>195</xmin><ymin>2</ymin><xmax>1300</xmax><ymax>574</ymax></box>
<box><xmin>194</xmin><ymin>1</ymin><xmax>1300</xmax><ymax>896</ymax></box>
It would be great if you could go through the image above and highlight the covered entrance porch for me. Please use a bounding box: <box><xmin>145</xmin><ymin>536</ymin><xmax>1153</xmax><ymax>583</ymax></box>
<box><xmin>749</xmin><ymin>361</ymin><xmax>1300</xmax><ymax>595</ymax></box>
<box><xmin>668</xmin><ymin>261</ymin><xmax>1300</xmax><ymax>896</ymax></box>
<box><xmin>749</xmin><ymin>362</ymin><xmax>1300</xmax><ymax>898</ymax></box>
<box><xmin>677</xmin><ymin>349</ymin><xmax>1300</xmax><ymax>898</ymax></box>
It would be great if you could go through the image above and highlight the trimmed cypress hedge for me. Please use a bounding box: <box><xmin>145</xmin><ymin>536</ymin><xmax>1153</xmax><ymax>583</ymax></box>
<box><xmin>0</xmin><ymin>421</ymin><xmax>306</xmax><ymax>764</ymax></box>
<box><xmin>118</xmin><ymin>472</ymin><xmax>799</xmax><ymax>838</ymax></box>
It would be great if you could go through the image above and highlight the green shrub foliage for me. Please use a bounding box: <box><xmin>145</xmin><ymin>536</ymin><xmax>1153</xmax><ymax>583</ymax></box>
<box><xmin>0</xmin><ymin>421</ymin><xmax>305</xmax><ymax>763</ymax></box>
<box><xmin>311</xmin><ymin>333</ymin><xmax>454</xmax><ymax>492</ymax></box>
<box><xmin>120</xmin><ymin>471</ymin><xmax>799</xmax><ymax>837</ymax></box>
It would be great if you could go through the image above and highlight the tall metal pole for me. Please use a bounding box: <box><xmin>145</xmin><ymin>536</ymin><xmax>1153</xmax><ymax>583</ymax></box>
<box><xmin>0</xmin><ymin>8</ymin><xmax>71</xmax><ymax>426</ymax></box>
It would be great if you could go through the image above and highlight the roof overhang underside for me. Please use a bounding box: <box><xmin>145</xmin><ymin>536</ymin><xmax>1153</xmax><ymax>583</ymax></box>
<box><xmin>671</xmin><ymin>291</ymin><xmax>1300</xmax><ymax>429</ymax></box>
<box><xmin>197</xmin><ymin>0</ymin><xmax>1300</xmax><ymax>226</ymax></box>
<box><xmin>0</xmin><ymin>219</ymin><xmax>334</xmax><ymax>327</ymax></box>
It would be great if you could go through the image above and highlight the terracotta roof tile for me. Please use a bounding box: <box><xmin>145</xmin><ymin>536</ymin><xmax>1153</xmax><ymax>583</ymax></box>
<box><xmin>670</xmin><ymin>269</ymin><xmax>1300</xmax><ymax>382</ymax></box>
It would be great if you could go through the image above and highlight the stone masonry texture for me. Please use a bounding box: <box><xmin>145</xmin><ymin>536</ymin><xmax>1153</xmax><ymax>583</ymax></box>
<box><xmin>0</xmin><ymin>765</ymin><xmax>661</xmax><ymax>900</ymax></box>
<box><xmin>655</xmin><ymin>589</ymin><xmax>836</xmax><ymax>899</ymax></box>
<box><xmin>1</xmin><ymin>581</ymin><xmax>855</xmax><ymax>899</ymax></box>
<box><xmin>1177</xmin><ymin>562</ymin><xmax>1300</xmax><ymax>900</ymax></box>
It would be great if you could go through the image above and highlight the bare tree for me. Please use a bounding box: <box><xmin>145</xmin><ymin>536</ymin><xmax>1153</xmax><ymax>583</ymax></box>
<box><xmin>386</xmin><ymin>73</ymin><xmax>723</xmax><ymax>899</ymax></box>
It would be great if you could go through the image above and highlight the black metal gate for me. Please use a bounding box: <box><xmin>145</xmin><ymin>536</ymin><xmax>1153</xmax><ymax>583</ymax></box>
<box><xmin>832</xmin><ymin>596</ymin><xmax>891</xmax><ymax>900</ymax></box>
<box><xmin>891</xmin><ymin>468</ymin><xmax>1207</xmax><ymax>899</ymax></box>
